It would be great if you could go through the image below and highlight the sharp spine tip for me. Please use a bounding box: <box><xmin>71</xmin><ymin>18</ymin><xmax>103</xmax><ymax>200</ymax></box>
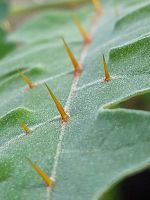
<box><xmin>45</xmin><ymin>83</ymin><xmax>69</xmax><ymax>122</ymax></box>
<box><xmin>19</xmin><ymin>120</ymin><xmax>30</xmax><ymax>134</ymax></box>
<box><xmin>73</xmin><ymin>16</ymin><xmax>91</xmax><ymax>44</ymax></box>
<box><xmin>61</xmin><ymin>37</ymin><xmax>82</xmax><ymax>76</ymax></box>
<box><xmin>17</xmin><ymin>68</ymin><xmax>34</xmax><ymax>89</ymax></box>
<box><xmin>102</xmin><ymin>54</ymin><xmax>111</xmax><ymax>81</ymax></box>
<box><xmin>28</xmin><ymin>158</ymin><xmax>54</xmax><ymax>187</ymax></box>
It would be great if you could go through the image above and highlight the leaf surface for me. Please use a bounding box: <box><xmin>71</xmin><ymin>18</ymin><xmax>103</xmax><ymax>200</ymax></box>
<box><xmin>0</xmin><ymin>0</ymin><xmax>150</xmax><ymax>200</ymax></box>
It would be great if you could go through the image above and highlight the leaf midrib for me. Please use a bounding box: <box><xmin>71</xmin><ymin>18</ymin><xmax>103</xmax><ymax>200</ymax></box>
<box><xmin>48</xmin><ymin>13</ymin><xmax>100</xmax><ymax>199</ymax></box>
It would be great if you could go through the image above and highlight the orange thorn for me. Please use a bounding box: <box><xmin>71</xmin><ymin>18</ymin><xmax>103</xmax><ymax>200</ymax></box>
<box><xmin>102</xmin><ymin>55</ymin><xmax>111</xmax><ymax>81</ymax></box>
<box><xmin>73</xmin><ymin>16</ymin><xmax>91</xmax><ymax>44</ymax></box>
<box><xmin>28</xmin><ymin>158</ymin><xmax>54</xmax><ymax>187</ymax></box>
<box><xmin>45</xmin><ymin>83</ymin><xmax>69</xmax><ymax>122</ymax></box>
<box><xmin>17</xmin><ymin>68</ymin><xmax>34</xmax><ymax>89</ymax></box>
<box><xmin>92</xmin><ymin>0</ymin><xmax>102</xmax><ymax>14</ymax></box>
<box><xmin>19</xmin><ymin>119</ymin><xmax>30</xmax><ymax>134</ymax></box>
<box><xmin>62</xmin><ymin>37</ymin><xmax>82</xmax><ymax>76</ymax></box>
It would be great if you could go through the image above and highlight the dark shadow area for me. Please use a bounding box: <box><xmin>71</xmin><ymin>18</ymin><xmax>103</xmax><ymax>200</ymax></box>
<box><xmin>110</xmin><ymin>92</ymin><xmax>150</xmax><ymax>111</ymax></box>
<box><xmin>100</xmin><ymin>169</ymin><xmax>150</xmax><ymax>200</ymax></box>
<box><xmin>120</xmin><ymin>169</ymin><xmax>150</xmax><ymax>200</ymax></box>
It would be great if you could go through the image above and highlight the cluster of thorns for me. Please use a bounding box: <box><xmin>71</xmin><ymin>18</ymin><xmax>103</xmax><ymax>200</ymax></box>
<box><xmin>16</xmin><ymin>0</ymin><xmax>110</xmax><ymax>189</ymax></box>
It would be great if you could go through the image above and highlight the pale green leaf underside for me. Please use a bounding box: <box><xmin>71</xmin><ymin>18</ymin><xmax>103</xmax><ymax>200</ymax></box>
<box><xmin>0</xmin><ymin>0</ymin><xmax>150</xmax><ymax>200</ymax></box>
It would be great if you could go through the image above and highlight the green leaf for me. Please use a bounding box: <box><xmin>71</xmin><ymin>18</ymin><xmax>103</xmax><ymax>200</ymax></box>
<box><xmin>0</xmin><ymin>0</ymin><xmax>150</xmax><ymax>200</ymax></box>
<box><xmin>0</xmin><ymin>28</ymin><xmax>14</xmax><ymax>59</ymax></box>
<box><xmin>0</xmin><ymin>0</ymin><xmax>8</xmax><ymax>20</ymax></box>
<box><xmin>0</xmin><ymin>1</ymin><xmax>14</xmax><ymax>59</ymax></box>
